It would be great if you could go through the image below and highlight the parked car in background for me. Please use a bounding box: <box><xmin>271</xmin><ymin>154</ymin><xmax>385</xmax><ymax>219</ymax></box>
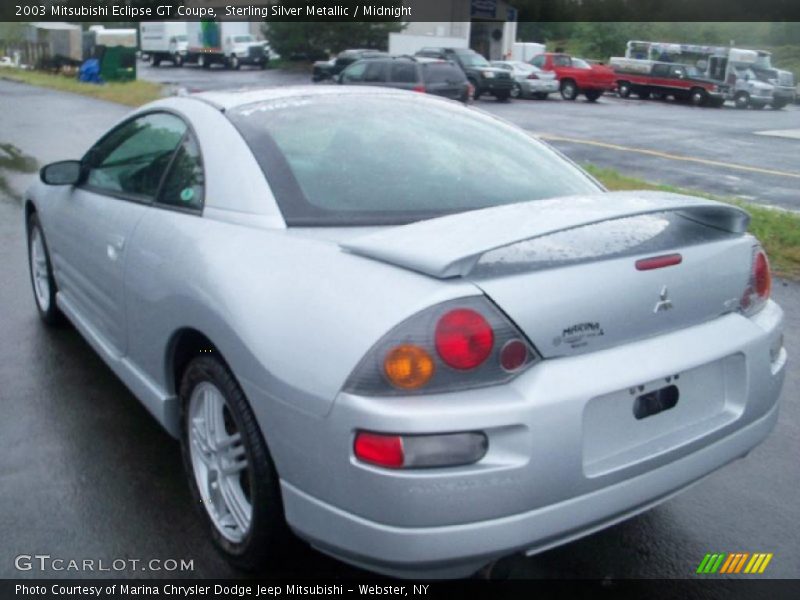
<box><xmin>415</xmin><ymin>47</ymin><xmax>514</xmax><ymax>101</ymax></box>
<box><xmin>613</xmin><ymin>61</ymin><xmax>727</xmax><ymax>107</ymax></box>
<box><xmin>530</xmin><ymin>52</ymin><xmax>617</xmax><ymax>101</ymax></box>
<box><xmin>312</xmin><ymin>49</ymin><xmax>388</xmax><ymax>82</ymax></box>
<box><xmin>490</xmin><ymin>60</ymin><xmax>559</xmax><ymax>99</ymax></box>
<box><xmin>338</xmin><ymin>56</ymin><xmax>472</xmax><ymax>103</ymax></box>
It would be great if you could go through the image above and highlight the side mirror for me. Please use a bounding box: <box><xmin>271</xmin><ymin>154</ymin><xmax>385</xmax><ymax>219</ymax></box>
<box><xmin>40</xmin><ymin>160</ymin><xmax>83</xmax><ymax>186</ymax></box>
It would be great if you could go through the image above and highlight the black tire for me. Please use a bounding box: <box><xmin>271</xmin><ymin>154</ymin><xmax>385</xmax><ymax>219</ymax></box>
<box><xmin>584</xmin><ymin>89</ymin><xmax>602</xmax><ymax>102</ymax></box>
<box><xmin>495</xmin><ymin>90</ymin><xmax>511</xmax><ymax>102</ymax></box>
<box><xmin>150</xmin><ymin>54</ymin><xmax>161</xmax><ymax>68</ymax></box>
<box><xmin>510</xmin><ymin>83</ymin><xmax>522</xmax><ymax>99</ymax></box>
<box><xmin>173</xmin><ymin>54</ymin><xmax>184</xmax><ymax>68</ymax></box>
<box><xmin>690</xmin><ymin>88</ymin><xmax>708</xmax><ymax>107</ymax></box>
<box><xmin>560</xmin><ymin>80</ymin><xmax>578</xmax><ymax>101</ymax></box>
<box><xmin>470</xmin><ymin>79</ymin><xmax>482</xmax><ymax>100</ymax></box>
<box><xmin>617</xmin><ymin>81</ymin><xmax>632</xmax><ymax>98</ymax></box>
<box><xmin>26</xmin><ymin>213</ymin><xmax>64</xmax><ymax>326</ymax></box>
<box><xmin>734</xmin><ymin>92</ymin><xmax>750</xmax><ymax>109</ymax></box>
<box><xmin>199</xmin><ymin>55</ymin><xmax>211</xmax><ymax>70</ymax></box>
<box><xmin>180</xmin><ymin>355</ymin><xmax>290</xmax><ymax>570</ymax></box>
<box><xmin>771</xmin><ymin>99</ymin><xmax>788</xmax><ymax>110</ymax></box>
<box><xmin>228</xmin><ymin>55</ymin><xmax>241</xmax><ymax>70</ymax></box>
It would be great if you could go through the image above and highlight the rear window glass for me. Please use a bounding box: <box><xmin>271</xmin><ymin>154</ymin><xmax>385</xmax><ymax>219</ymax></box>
<box><xmin>423</xmin><ymin>63</ymin><xmax>466</xmax><ymax>84</ymax></box>
<box><xmin>390</xmin><ymin>62</ymin><xmax>418</xmax><ymax>83</ymax></box>
<box><xmin>228</xmin><ymin>94</ymin><xmax>600</xmax><ymax>226</ymax></box>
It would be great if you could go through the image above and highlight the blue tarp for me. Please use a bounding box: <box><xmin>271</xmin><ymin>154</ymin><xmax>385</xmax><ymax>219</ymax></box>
<box><xmin>78</xmin><ymin>58</ymin><xmax>103</xmax><ymax>84</ymax></box>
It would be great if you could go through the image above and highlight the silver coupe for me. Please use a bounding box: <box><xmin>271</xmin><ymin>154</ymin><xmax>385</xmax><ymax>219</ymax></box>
<box><xmin>25</xmin><ymin>87</ymin><xmax>786</xmax><ymax>578</ymax></box>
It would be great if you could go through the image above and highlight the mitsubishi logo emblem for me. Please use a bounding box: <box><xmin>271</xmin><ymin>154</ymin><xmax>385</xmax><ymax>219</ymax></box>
<box><xmin>654</xmin><ymin>286</ymin><xmax>673</xmax><ymax>313</ymax></box>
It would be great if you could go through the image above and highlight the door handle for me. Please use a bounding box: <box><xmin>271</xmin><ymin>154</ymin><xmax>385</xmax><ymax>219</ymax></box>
<box><xmin>106</xmin><ymin>235</ymin><xmax>125</xmax><ymax>261</ymax></box>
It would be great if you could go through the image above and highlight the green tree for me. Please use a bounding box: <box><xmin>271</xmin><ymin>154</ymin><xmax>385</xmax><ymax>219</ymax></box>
<box><xmin>264</xmin><ymin>21</ymin><xmax>404</xmax><ymax>60</ymax></box>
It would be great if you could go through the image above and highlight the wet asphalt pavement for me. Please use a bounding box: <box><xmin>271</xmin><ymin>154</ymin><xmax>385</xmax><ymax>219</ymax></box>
<box><xmin>0</xmin><ymin>78</ymin><xmax>799</xmax><ymax>587</ymax></box>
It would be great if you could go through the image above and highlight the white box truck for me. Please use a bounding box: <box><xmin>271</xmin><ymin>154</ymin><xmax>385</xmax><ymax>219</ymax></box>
<box><xmin>185</xmin><ymin>22</ymin><xmax>267</xmax><ymax>70</ymax></box>
<box><xmin>140</xmin><ymin>22</ymin><xmax>189</xmax><ymax>67</ymax></box>
<box><xmin>511</xmin><ymin>42</ymin><xmax>545</xmax><ymax>62</ymax></box>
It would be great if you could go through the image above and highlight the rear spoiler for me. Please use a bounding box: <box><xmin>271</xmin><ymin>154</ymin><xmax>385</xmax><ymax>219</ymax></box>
<box><xmin>341</xmin><ymin>191</ymin><xmax>750</xmax><ymax>279</ymax></box>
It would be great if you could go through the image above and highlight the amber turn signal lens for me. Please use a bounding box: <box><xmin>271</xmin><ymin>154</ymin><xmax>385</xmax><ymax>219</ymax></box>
<box><xmin>383</xmin><ymin>344</ymin><xmax>435</xmax><ymax>389</ymax></box>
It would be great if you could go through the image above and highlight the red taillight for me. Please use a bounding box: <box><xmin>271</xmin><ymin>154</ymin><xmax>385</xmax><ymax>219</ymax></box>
<box><xmin>435</xmin><ymin>309</ymin><xmax>494</xmax><ymax>370</ymax></box>
<box><xmin>527</xmin><ymin>73</ymin><xmax>539</xmax><ymax>80</ymax></box>
<box><xmin>635</xmin><ymin>253</ymin><xmax>683</xmax><ymax>271</ymax></box>
<box><xmin>412</xmin><ymin>84</ymin><xmax>426</xmax><ymax>93</ymax></box>
<box><xmin>500</xmin><ymin>339</ymin><xmax>528</xmax><ymax>372</ymax></box>
<box><xmin>354</xmin><ymin>432</ymin><xmax>404</xmax><ymax>468</ymax></box>
<box><xmin>754</xmin><ymin>250</ymin><xmax>771</xmax><ymax>299</ymax></box>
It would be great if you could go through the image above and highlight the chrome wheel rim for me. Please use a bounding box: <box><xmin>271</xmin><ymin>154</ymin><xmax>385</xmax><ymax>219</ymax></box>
<box><xmin>511</xmin><ymin>84</ymin><xmax>521</xmax><ymax>98</ymax></box>
<box><xmin>30</xmin><ymin>227</ymin><xmax>50</xmax><ymax>312</ymax></box>
<box><xmin>189</xmin><ymin>382</ymin><xmax>252</xmax><ymax>543</ymax></box>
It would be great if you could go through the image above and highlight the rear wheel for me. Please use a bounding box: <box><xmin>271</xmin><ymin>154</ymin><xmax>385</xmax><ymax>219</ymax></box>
<box><xmin>690</xmin><ymin>88</ymin><xmax>708</xmax><ymax>107</ymax></box>
<box><xmin>173</xmin><ymin>53</ymin><xmax>184</xmax><ymax>68</ymax></box>
<box><xmin>560</xmin><ymin>80</ymin><xmax>578</xmax><ymax>101</ymax></box>
<box><xmin>734</xmin><ymin>92</ymin><xmax>750</xmax><ymax>109</ymax></box>
<box><xmin>771</xmin><ymin>98</ymin><xmax>788</xmax><ymax>110</ymax></box>
<box><xmin>27</xmin><ymin>213</ymin><xmax>63</xmax><ymax>326</ymax></box>
<box><xmin>584</xmin><ymin>89</ymin><xmax>602</xmax><ymax>102</ymax></box>
<box><xmin>180</xmin><ymin>355</ymin><xmax>289</xmax><ymax>570</ymax></box>
<box><xmin>149</xmin><ymin>54</ymin><xmax>161</xmax><ymax>67</ymax></box>
<box><xmin>617</xmin><ymin>81</ymin><xmax>632</xmax><ymax>98</ymax></box>
<box><xmin>228</xmin><ymin>55</ymin><xmax>241</xmax><ymax>70</ymax></box>
<box><xmin>510</xmin><ymin>83</ymin><xmax>522</xmax><ymax>99</ymax></box>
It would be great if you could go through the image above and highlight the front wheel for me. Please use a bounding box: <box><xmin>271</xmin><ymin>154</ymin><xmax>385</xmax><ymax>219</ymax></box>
<box><xmin>180</xmin><ymin>355</ymin><xmax>289</xmax><ymax>570</ymax></box>
<box><xmin>560</xmin><ymin>80</ymin><xmax>578</xmax><ymax>101</ymax></box>
<box><xmin>734</xmin><ymin>92</ymin><xmax>750</xmax><ymax>109</ymax></box>
<box><xmin>617</xmin><ymin>81</ymin><xmax>632</xmax><ymax>98</ymax></box>
<box><xmin>173</xmin><ymin>53</ymin><xmax>184</xmax><ymax>68</ymax></box>
<box><xmin>584</xmin><ymin>90</ymin><xmax>602</xmax><ymax>102</ymax></box>
<box><xmin>690</xmin><ymin>88</ymin><xmax>708</xmax><ymax>107</ymax></box>
<box><xmin>228</xmin><ymin>55</ymin><xmax>241</xmax><ymax>70</ymax></box>
<box><xmin>510</xmin><ymin>83</ymin><xmax>522</xmax><ymax>99</ymax></box>
<box><xmin>27</xmin><ymin>213</ymin><xmax>63</xmax><ymax>326</ymax></box>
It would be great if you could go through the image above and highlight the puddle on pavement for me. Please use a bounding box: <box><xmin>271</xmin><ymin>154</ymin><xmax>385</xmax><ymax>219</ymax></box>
<box><xmin>0</xmin><ymin>143</ymin><xmax>38</xmax><ymax>202</ymax></box>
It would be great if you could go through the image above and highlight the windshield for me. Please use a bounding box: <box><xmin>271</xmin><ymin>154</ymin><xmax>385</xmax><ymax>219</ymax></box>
<box><xmin>233</xmin><ymin>35</ymin><xmax>253</xmax><ymax>43</ymax></box>
<box><xmin>228</xmin><ymin>94</ymin><xmax>600</xmax><ymax>226</ymax></box>
<box><xmin>457</xmin><ymin>53</ymin><xmax>491</xmax><ymax>68</ymax></box>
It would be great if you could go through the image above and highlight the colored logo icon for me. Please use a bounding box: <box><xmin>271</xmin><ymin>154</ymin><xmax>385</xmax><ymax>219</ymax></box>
<box><xmin>696</xmin><ymin>552</ymin><xmax>773</xmax><ymax>574</ymax></box>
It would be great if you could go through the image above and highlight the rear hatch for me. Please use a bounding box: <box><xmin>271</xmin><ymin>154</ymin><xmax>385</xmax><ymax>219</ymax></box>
<box><xmin>343</xmin><ymin>191</ymin><xmax>754</xmax><ymax>358</ymax></box>
<box><xmin>422</xmin><ymin>62</ymin><xmax>469</xmax><ymax>100</ymax></box>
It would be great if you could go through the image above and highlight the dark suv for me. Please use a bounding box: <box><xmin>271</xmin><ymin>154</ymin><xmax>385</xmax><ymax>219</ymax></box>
<box><xmin>312</xmin><ymin>49</ymin><xmax>389</xmax><ymax>82</ymax></box>
<box><xmin>414</xmin><ymin>47</ymin><xmax>513</xmax><ymax>101</ymax></box>
<box><xmin>338</xmin><ymin>56</ymin><xmax>471</xmax><ymax>103</ymax></box>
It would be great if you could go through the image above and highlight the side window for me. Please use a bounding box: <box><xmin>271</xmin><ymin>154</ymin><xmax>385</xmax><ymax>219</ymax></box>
<box><xmin>157</xmin><ymin>132</ymin><xmax>204</xmax><ymax>211</ymax></box>
<box><xmin>84</xmin><ymin>113</ymin><xmax>187</xmax><ymax>199</ymax></box>
<box><xmin>652</xmin><ymin>64</ymin><xmax>670</xmax><ymax>77</ymax></box>
<box><xmin>341</xmin><ymin>62</ymin><xmax>367</xmax><ymax>82</ymax></box>
<box><xmin>390</xmin><ymin>62</ymin><xmax>418</xmax><ymax>83</ymax></box>
<box><xmin>531</xmin><ymin>55</ymin><xmax>545</xmax><ymax>68</ymax></box>
<box><xmin>364</xmin><ymin>61</ymin><xmax>388</xmax><ymax>83</ymax></box>
<box><xmin>553</xmin><ymin>55</ymin><xmax>571</xmax><ymax>67</ymax></box>
<box><xmin>671</xmin><ymin>66</ymin><xmax>685</xmax><ymax>78</ymax></box>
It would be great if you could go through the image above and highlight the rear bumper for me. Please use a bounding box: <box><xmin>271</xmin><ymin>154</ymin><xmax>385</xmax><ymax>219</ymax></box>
<box><xmin>266</xmin><ymin>302</ymin><xmax>785</xmax><ymax>578</ymax></box>
<box><xmin>520</xmin><ymin>79</ymin><xmax>559</xmax><ymax>95</ymax></box>
<box><xmin>284</xmin><ymin>401</ymin><xmax>779</xmax><ymax>578</ymax></box>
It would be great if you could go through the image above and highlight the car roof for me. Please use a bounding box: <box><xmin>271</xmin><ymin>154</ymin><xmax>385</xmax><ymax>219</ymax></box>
<box><xmin>191</xmin><ymin>85</ymin><xmax>424</xmax><ymax>111</ymax></box>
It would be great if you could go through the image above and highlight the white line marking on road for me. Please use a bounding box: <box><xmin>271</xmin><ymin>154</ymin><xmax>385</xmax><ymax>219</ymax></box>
<box><xmin>754</xmin><ymin>129</ymin><xmax>800</xmax><ymax>140</ymax></box>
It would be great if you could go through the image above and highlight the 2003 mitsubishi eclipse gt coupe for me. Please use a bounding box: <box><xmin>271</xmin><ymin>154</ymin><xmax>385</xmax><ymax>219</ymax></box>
<box><xmin>26</xmin><ymin>87</ymin><xmax>786</xmax><ymax>578</ymax></box>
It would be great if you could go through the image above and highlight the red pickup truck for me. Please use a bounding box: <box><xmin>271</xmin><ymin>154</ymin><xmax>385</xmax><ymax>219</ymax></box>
<box><xmin>613</xmin><ymin>62</ymin><xmax>727</xmax><ymax>107</ymax></box>
<box><xmin>530</xmin><ymin>53</ymin><xmax>617</xmax><ymax>101</ymax></box>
